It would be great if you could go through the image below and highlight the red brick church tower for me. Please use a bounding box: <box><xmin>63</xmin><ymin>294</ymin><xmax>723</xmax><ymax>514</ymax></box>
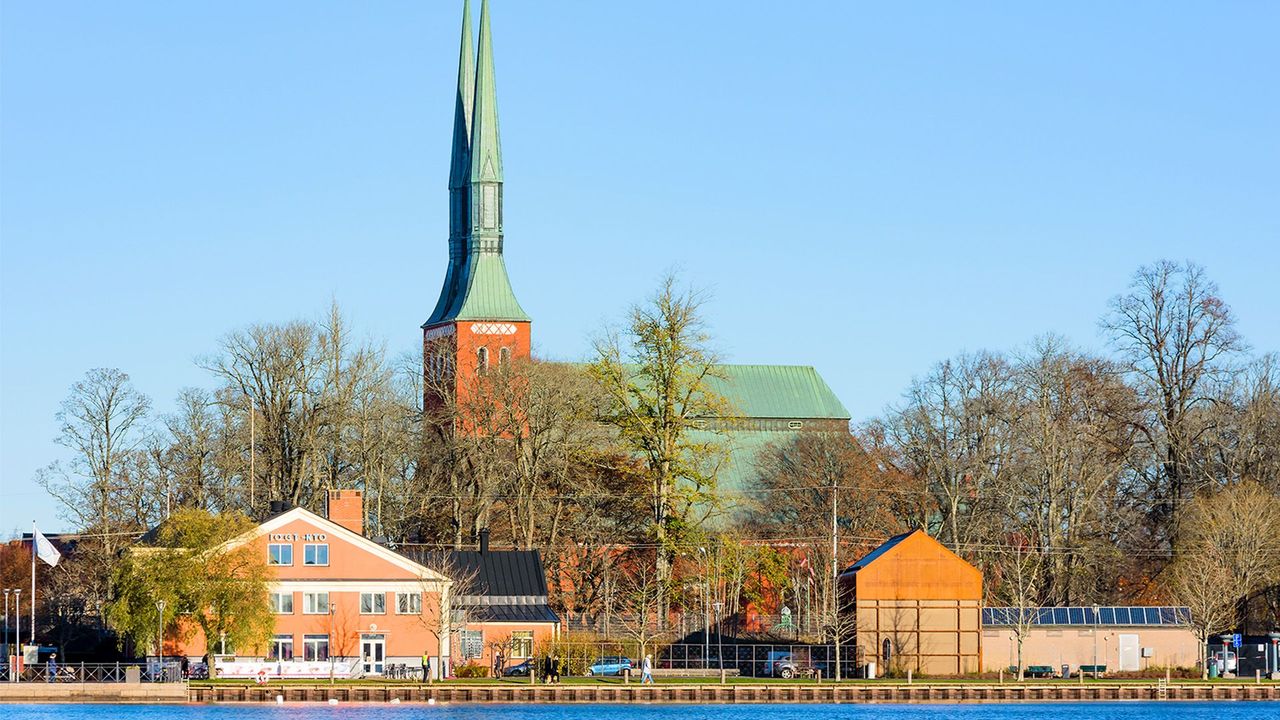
<box><xmin>422</xmin><ymin>0</ymin><xmax>530</xmax><ymax>411</ymax></box>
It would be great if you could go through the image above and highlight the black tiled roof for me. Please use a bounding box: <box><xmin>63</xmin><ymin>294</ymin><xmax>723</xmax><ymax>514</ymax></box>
<box><xmin>398</xmin><ymin>547</ymin><xmax>551</xmax><ymax>598</ymax></box>
<box><xmin>466</xmin><ymin>604</ymin><xmax>561</xmax><ymax>624</ymax></box>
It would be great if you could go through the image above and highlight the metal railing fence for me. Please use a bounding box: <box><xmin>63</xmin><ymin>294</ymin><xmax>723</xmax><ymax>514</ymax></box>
<box><xmin>0</xmin><ymin>661</ymin><xmax>186</xmax><ymax>683</ymax></box>
<box><xmin>534</xmin><ymin>641</ymin><xmax>859</xmax><ymax>678</ymax></box>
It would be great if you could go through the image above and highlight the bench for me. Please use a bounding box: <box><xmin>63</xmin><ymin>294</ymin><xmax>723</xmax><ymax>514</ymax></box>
<box><xmin>1078</xmin><ymin>665</ymin><xmax>1106</xmax><ymax>676</ymax></box>
<box><xmin>1025</xmin><ymin>665</ymin><xmax>1055</xmax><ymax>678</ymax></box>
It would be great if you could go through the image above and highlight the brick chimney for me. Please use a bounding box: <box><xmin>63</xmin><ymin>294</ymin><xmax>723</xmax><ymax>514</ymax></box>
<box><xmin>326</xmin><ymin>489</ymin><xmax>364</xmax><ymax>536</ymax></box>
<box><xmin>479</xmin><ymin>528</ymin><xmax>490</xmax><ymax>554</ymax></box>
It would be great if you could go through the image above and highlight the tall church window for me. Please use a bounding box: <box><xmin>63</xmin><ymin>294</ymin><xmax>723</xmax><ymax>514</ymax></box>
<box><xmin>499</xmin><ymin>347</ymin><xmax>511</xmax><ymax>367</ymax></box>
<box><xmin>476</xmin><ymin>346</ymin><xmax>489</xmax><ymax>372</ymax></box>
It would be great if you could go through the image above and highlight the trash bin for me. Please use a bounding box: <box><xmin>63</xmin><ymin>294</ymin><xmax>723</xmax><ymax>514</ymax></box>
<box><xmin>865</xmin><ymin>662</ymin><xmax>877</xmax><ymax>680</ymax></box>
<box><xmin>1061</xmin><ymin>664</ymin><xmax>1070</xmax><ymax>679</ymax></box>
<box><xmin>1209</xmin><ymin>660</ymin><xmax>1220</xmax><ymax>679</ymax></box>
<box><xmin>125</xmin><ymin>666</ymin><xmax>142</xmax><ymax>683</ymax></box>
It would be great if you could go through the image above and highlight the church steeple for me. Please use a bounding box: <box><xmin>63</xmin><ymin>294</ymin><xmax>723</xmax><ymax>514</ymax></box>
<box><xmin>423</xmin><ymin>0</ymin><xmax>531</xmax><ymax>412</ymax></box>
<box><xmin>439</xmin><ymin>0</ymin><xmax>528</xmax><ymax>323</ymax></box>
<box><xmin>426</xmin><ymin>0</ymin><xmax>475</xmax><ymax>326</ymax></box>
<box><xmin>469</xmin><ymin>0</ymin><xmax>502</xmax><ymax>191</ymax></box>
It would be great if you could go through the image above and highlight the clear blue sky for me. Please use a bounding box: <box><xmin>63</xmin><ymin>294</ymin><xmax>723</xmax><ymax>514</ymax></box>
<box><xmin>2</xmin><ymin>1</ymin><xmax>1277</xmax><ymax>535</ymax></box>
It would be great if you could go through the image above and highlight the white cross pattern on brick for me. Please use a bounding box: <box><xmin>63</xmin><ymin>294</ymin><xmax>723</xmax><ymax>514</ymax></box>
<box><xmin>470</xmin><ymin>323</ymin><xmax>517</xmax><ymax>335</ymax></box>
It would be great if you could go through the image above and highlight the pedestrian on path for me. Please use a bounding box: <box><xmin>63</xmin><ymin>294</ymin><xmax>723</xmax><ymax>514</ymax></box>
<box><xmin>642</xmin><ymin>654</ymin><xmax>654</xmax><ymax>684</ymax></box>
<box><xmin>47</xmin><ymin>653</ymin><xmax>58</xmax><ymax>683</ymax></box>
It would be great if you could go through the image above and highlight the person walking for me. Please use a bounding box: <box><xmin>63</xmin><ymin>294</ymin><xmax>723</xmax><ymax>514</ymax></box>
<box><xmin>421</xmin><ymin>652</ymin><xmax>431</xmax><ymax>683</ymax></box>
<box><xmin>552</xmin><ymin>653</ymin><xmax>562</xmax><ymax>684</ymax></box>
<box><xmin>542</xmin><ymin>654</ymin><xmax>554</xmax><ymax>684</ymax></box>
<box><xmin>642</xmin><ymin>654</ymin><xmax>654</xmax><ymax>684</ymax></box>
<box><xmin>46</xmin><ymin>653</ymin><xmax>58</xmax><ymax>683</ymax></box>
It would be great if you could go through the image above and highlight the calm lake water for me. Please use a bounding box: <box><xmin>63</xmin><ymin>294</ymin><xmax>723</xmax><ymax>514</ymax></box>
<box><xmin>7</xmin><ymin>704</ymin><xmax>1280</xmax><ymax>720</ymax></box>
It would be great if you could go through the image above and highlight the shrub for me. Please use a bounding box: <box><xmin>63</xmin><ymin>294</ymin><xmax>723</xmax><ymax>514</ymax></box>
<box><xmin>455</xmin><ymin>662</ymin><xmax>489</xmax><ymax>679</ymax></box>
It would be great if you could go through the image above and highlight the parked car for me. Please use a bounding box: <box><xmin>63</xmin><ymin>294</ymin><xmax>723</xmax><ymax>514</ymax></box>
<box><xmin>502</xmin><ymin>659</ymin><xmax>533</xmax><ymax>677</ymax></box>
<box><xmin>586</xmin><ymin>656</ymin><xmax>633</xmax><ymax>676</ymax></box>
<box><xmin>1212</xmin><ymin>651</ymin><xmax>1238</xmax><ymax>674</ymax></box>
<box><xmin>763</xmin><ymin>651</ymin><xmax>799</xmax><ymax>679</ymax></box>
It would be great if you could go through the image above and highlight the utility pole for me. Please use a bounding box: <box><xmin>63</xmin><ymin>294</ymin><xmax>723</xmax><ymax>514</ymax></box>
<box><xmin>830</xmin><ymin>475</ymin><xmax>838</xmax><ymax>608</ymax></box>
<box><xmin>249</xmin><ymin>397</ymin><xmax>256</xmax><ymax>510</ymax></box>
<box><xmin>830</xmin><ymin>474</ymin><xmax>840</xmax><ymax>680</ymax></box>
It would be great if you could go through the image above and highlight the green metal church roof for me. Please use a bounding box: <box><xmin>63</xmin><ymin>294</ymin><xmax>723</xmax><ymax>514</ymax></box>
<box><xmin>448</xmin><ymin>252</ymin><xmax>530</xmax><ymax>322</ymax></box>
<box><xmin>709</xmin><ymin>365</ymin><xmax>850</xmax><ymax>419</ymax></box>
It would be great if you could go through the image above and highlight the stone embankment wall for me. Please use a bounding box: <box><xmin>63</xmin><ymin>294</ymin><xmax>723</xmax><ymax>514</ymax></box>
<box><xmin>189</xmin><ymin>682</ymin><xmax>1279</xmax><ymax>703</ymax></box>
<box><xmin>4</xmin><ymin>682</ymin><xmax>1278</xmax><ymax>704</ymax></box>
<box><xmin>0</xmin><ymin>682</ymin><xmax>188</xmax><ymax>703</ymax></box>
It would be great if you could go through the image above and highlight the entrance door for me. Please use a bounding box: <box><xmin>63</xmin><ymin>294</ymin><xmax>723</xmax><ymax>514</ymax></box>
<box><xmin>361</xmin><ymin>634</ymin><xmax>386</xmax><ymax>675</ymax></box>
<box><xmin>1118</xmin><ymin>633</ymin><xmax>1139</xmax><ymax>671</ymax></box>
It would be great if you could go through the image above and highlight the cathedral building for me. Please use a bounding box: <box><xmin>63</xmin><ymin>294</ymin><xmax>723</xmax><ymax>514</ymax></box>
<box><xmin>422</xmin><ymin>0</ymin><xmax>850</xmax><ymax>506</ymax></box>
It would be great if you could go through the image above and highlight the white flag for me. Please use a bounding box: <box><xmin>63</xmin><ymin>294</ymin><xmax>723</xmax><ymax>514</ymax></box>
<box><xmin>34</xmin><ymin>529</ymin><xmax>61</xmax><ymax>567</ymax></box>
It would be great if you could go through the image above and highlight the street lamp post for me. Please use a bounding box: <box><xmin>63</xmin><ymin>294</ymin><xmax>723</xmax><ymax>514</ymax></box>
<box><xmin>3</xmin><ymin>590</ymin><xmax>9</xmax><ymax>682</ymax></box>
<box><xmin>1091</xmin><ymin>604</ymin><xmax>1099</xmax><ymax>680</ymax></box>
<box><xmin>156</xmin><ymin>600</ymin><xmax>166</xmax><ymax>681</ymax></box>
<box><xmin>699</xmin><ymin>548</ymin><xmax>709</xmax><ymax>669</ymax></box>
<box><xmin>713</xmin><ymin>602</ymin><xmax>724</xmax><ymax>672</ymax></box>
<box><xmin>13</xmin><ymin>589</ymin><xmax>20</xmax><ymax>682</ymax></box>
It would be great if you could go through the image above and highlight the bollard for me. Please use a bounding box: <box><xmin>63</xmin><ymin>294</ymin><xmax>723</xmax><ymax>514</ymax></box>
<box><xmin>999</xmin><ymin>668</ymin><xmax>1004</xmax><ymax>685</ymax></box>
<box><xmin>624</xmin><ymin>668</ymin><xmax>629</xmax><ymax>685</ymax></box>
<box><xmin>907</xmin><ymin>669</ymin><xmax>912</xmax><ymax>685</ymax></box>
<box><xmin>720</xmin><ymin>668</ymin><xmax>726</xmax><ymax>685</ymax></box>
<box><xmin>816</xmin><ymin>669</ymin><xmax>822</xmax><ymax>684</ymax></box>
<box><xmin>1166</xmin><ymin>668</ymin><xmax>1171</xmax><ymax>685</ymax></box>
<box><xmin>1256</xmin><ymin>669</ymin><xmax>1261</xmax><ymax>684</ymax></box>
<box><xmin>1078</xmin><ymin>668</ymin><xmax>1083</xmax><ymax>684</ymax></box>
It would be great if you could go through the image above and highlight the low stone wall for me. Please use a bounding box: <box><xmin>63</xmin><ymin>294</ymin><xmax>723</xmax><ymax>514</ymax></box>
<box><xmin>188</xmin><ymin>682</ymin><xmax>1280</xmax><ymax>704</ymax></box>
<box><xmin>0</xmin><ymin>682</ymin><xmax>188</xmax><ymax>703</ymax></box>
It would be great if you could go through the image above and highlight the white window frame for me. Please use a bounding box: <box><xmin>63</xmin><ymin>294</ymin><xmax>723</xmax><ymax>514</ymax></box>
<box><xmin>360</xmin><ymin>592</ymin><xmax>386</xmax><ymax>615</ymax></box>
<box><xmin>395</xmin><ymin>592</ymin><xmax>422</xmax><ymax>615</ymax></box>
<box><xmin>269</xmin><ymin>634</ymin><xmax>294</xmax><ymax>661</ymax></box>
<box><xmin>270</xmin><ymin>592</ymin><xmax>294</xmax><ymax>614</ymax></box>
<box><xmin>268</xmin><ymin>543</ymin><xmax>293</xmax><ymax>566</ymax></box>
<box><xmin>303</xmin><ymin>592</ymin><xmax>330</xmax><ymax>615</ymax></box>
<box><xmin>511</xmin><ymin>630</ymin><xmax>533</xmax><ymax>659</ymax></box>
<box><xmin>460</xmin><ymin>630</ymin><xmax>483</xmax><ymax>660</ymax></box>
<box><xmin>303</xmin><ymin>543</ymin><xmax>329</xmax><ymax>566</ymax></box>
<box><xmin>303</xmin><ymin>634</ymin><xmax>329</xmax><ymax>662</ymax></box>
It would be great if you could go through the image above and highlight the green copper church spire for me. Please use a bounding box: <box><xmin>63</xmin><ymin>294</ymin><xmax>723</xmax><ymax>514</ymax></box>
<box><xmin>442</xmin><ymin>0</ymin><xmax>529</xmax><ymax>322</ymax></box>
<box><xmin>469</xmin><ymin>0</ymin><xmax>502</xmax><ymax>188</ymax></box>
<box><xmin>426</xmin><ymin>0</ymin><xmax>475</xmax><ymax>326</ymax></box>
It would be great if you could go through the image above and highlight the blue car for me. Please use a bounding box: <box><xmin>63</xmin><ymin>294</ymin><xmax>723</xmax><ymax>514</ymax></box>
<box><xmin>585</xmin><ymin>656</ymin><xmax>633</xmax><ymax>677</ymax></box>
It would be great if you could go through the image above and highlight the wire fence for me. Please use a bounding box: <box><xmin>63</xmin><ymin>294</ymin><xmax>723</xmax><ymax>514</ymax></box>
<box><xmin>0</xmin><ymin>661</ymin><xmax>187</xmax><ymax>683</ymax></box>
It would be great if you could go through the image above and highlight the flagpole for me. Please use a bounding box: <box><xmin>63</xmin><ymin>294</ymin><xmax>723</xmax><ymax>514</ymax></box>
<box><xmin>30</xmin><ymin>521</ymin><xmax>36</xmax><ymax>643</ymax></box>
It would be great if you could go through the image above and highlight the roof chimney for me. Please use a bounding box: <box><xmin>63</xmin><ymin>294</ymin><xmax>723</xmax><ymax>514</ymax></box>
<box><xmin>326</xmin><ymin>489</ymin><xmax>364</xmax><ymax>536</ymax></box>
<box><xmin>479</xmin><ymin>528</ymin><xmax>490</xmax><ymax>554</ymax></box>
